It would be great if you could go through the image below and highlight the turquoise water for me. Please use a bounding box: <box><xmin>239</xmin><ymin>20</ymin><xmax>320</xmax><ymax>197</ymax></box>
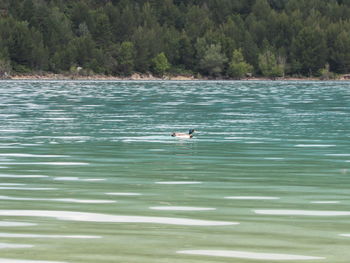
<box><xmin>0</xmin><ymin>80</ymin><xmax>349</xmax><ymax>263</ymax></box>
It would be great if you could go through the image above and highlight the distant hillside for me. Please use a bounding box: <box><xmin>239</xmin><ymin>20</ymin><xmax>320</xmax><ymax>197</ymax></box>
<box><xmin>0</xmin><ymin>0</ymin><xmax>350</xmax><ymax>78</ymax></box>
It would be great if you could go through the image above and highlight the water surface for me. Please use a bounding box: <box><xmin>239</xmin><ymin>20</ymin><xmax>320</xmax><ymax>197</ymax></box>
<box><xmin>0</xmin><ymin>80</ymin><xmax>349</xmax><ymax>263</ymax></box>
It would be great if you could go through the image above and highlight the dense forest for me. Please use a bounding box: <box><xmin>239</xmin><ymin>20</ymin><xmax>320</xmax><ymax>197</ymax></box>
<box><xmin>1</xmin><ymin>0</ymin><xmax>350</xmax><ymax>78</ymax></box>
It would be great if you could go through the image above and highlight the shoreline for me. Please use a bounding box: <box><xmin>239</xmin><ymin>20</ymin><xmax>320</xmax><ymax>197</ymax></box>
<box><xmin>8</xmin><ymin>73</ymin><xmax>196</xmax><ymax>81</ymax></box>
<box><xmin>4</xmin><ymin>73</ymin><xmax>350</xmax><ymax>81</ymax></box>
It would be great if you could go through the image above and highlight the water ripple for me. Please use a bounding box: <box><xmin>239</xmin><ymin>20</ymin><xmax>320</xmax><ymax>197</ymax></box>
<box><xmin>0</xmin><ymin>210</ymin><xmax>238</xmax><ymax>226</ymax></box>
<box><xmin>225</xmin><ymin>196</ymin><xmax>280</xmax><ymax>200</ymax></box>
<box><xmin>150</xmin><ymin>206</ymin><xmax>216</xmax><ymax>211</ymax></box>
<box><xmin>155</xmin><ymin>181</ymin><xmax>202</xmax><ymax>185</ymax></box>
<box><xmin>0</xmin><ymin>233</ymin><xmax>100</xmax><ymax>239</ymax></box>
<box><xmin>0</xmin><ymin>243</ymin><xmax>33</xmax><ymax>249</ymax></box>
<box><xmin>0</xmin><ymin>196</ymin><xmax>114</xmax><ymax>204</ymax></box>
<box><xmin>0</xmin><ymin>221</ymin><xmax>37</xmax><ymax>227</ymax></box>
<box><xmin>0</xmin><ymin>259</ymin><xmax>68</xmax><ymax>263</ymax></box>
<box><xmin>254</xmin><ymin>210</ymin><xmax>350</xmax><ymax>216</ymax></box>
<box><xmin>177</xmin><ymin>250</ymin><xmax>325</xmax><ymax>260</ymax></box>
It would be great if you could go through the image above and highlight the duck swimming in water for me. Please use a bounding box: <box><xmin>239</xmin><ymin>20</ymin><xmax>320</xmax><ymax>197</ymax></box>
<box><xmin>171</xmin><ymin>129</ymin><xmax>195</xmax><ymax>139</ymax></box>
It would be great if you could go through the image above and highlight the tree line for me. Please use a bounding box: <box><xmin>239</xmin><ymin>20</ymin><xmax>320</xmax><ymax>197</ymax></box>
<box><xmin>0</xmin><ymin>0</ymin><xmax>350</xmax><ymax>78</ymax></box>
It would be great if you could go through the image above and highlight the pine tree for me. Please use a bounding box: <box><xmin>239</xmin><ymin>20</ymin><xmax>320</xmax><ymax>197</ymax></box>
<box><xmin>330</xmin><ymin>30</ymin><xmax>350</xmax><ymax>73</ymax></box>
<box><xmin>199</xmin><ymin>44</ymin><xmax>227</xmax><ymax>77</ymax></box>
<box><xmin>291</xmin><ymin>27</ymin><xmax>327</xmax><ymax>75</ymax></box>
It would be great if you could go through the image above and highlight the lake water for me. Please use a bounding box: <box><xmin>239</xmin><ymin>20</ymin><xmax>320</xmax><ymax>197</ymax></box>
<box><xmin>0</xmin><ymin>80</ymin><xmax>349</xmax><ymax>263</ymax></box>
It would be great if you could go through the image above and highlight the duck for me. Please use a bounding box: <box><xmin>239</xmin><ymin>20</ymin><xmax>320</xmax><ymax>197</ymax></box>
<box><xmin>171</xmin><ymin>129</ymin><xmax>195</xmax><ymax>139</ymax></box>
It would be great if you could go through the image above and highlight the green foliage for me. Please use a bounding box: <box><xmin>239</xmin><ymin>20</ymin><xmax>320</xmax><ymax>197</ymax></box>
<box><xmin>1</xmin><ymin>0</ymin><xmax>349</xmax><ymax>77</ymax></box>
<box><xmin>90</xmin><ymin>12</ymin><xmax>112</xmax><ymax>47</ymax></box>
<box><xmin>0</xmin><ymin>58</ymin><xmax>11</xmax><ymax>78</ymax></box>
<box><xmin>291</xmin><ymin>27</ymin><xmax>327</xmax><ymax>75</ymax></box>
<box><xmin>44</xmin><ymin>7</ymin><xmax>73</xmax><ymax>53</ymax></box>
<box><xmin>258</xmin><ymin>49</ymin><xmax>284</xmax><ymax>78</ymax></box>
<box><xmin>177</xmin><ymin>33</ymin><xmax>194</xmax><ymax>69</ymax></box>
<box><xmin>330</xmin><ymin>31</ymin><xmax>350</xmax><ymax>73</ymax></box>
<box><xmin>199</xmin><ymin>44</ymin><xmax>227</xmax><ymax>77</ymax></box>
<box><xmin>117</xmin><ymin>41</ymin><xmax>135</xmax><ymax>76</ymax></box>
<box><xmin>151</xmin><ymin>52</ymin><xmax>170</xmax><ymax>76</ymax></box>
<box><xmin>319</xmin><ymin>64</ymin><xmax>338</xmax><ymax>80</ymax></box>
<box><xmin>242</xmin><ymin>32</ymin><xmax>259</xmax><ymax>69</ymax></box>
<box><xmin>228</xmin><ymin>49</ymin><xmax>253</xmax><ymax>79</ymax></box>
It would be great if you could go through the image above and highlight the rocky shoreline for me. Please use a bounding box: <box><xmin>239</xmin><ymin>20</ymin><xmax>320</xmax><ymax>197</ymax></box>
<box><xmin>8</xmin><ymin>73</ymin><xmax>195</xmax><ymax>81</ymax></box>
<box><xmin>4</xmin><ymin>72</ymin><xmax>350</xmax><ymax>81</ymax></box>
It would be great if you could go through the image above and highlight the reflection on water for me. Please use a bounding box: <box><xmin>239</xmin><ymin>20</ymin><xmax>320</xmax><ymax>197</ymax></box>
<box><xmin>0</xmin><ymin>243</ymin><xmax>33</xmax><ymax>249</ymax></box>
<box><xmin>0</xmin><ymin>210</ymin><xmax>238</xmax><ymax>226</ymax></box>
<box><xmin>254</xmin><ymin>210</ymin><xmax>350</xmax><ymax>216</ymax></box>
<box><xmin>0</xmin><ymin>222</ymin><xmax>37</xmax><ymax>227</ymax></box>
<box><xmin>0</xmin><ymin>259</ymin><xmax>68</xmax><ymax>263</ymax></box>
<box><xmin>0</xmin><ymin>195</ymin><xmax>116</xmax><ymax>204</ymax></box>
<box><xmin>177</xmin><ymin>250</ymin><xmax>325</xmax><ymax>260</ymax></box>
<box><xmin>149</xmin><ymin>206</ymin><xmax>216</xmax><ymax>211</ymax></box>
<box><xmin>0</xmin><ymin>233</ymin><xmax>100</xmax><ymax>239</ymax></box>
<box><xmin>0</xmin><ymin>80</ymin><xmax>349</xmax><ymax>263</ymax></box>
